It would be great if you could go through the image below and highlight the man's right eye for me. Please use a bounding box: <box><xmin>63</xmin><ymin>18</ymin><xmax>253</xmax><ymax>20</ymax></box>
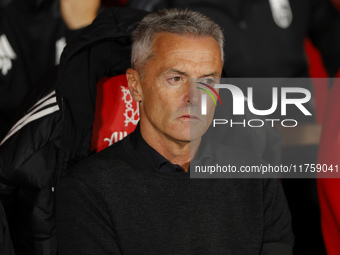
<box><xmin>172</xmin><ymin>76</ymin><xmax>181</xmax><ymax>82</ymax></box>
<box><xmin>167</xmin><ymin>76</ymin><xmax>185</xmax><ymax>86</ymax></box>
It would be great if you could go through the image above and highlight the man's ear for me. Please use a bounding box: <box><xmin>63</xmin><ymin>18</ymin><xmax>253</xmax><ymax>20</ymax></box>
<box><xmin>126</xmin><ymin>68</ymin><xmax>142</xmax><ymax>103</ymax></box>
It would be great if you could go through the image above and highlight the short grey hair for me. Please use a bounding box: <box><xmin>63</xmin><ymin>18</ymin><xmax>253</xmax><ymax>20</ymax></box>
<box><xmin>131</xmin><ymin>8</ymin><xmax>224</xmax><ymax>75</ymax></box>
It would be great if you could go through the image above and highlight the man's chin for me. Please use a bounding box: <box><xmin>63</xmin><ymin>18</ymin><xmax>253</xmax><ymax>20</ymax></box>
<box><xmin>170</xmin><ymin>122</ymin><xmax>207</xmax><ymax>142</ymax></box>
<box><xmin>190</xmin><ymin>123</ymin><xmax>210</xmax><ymax>139</ymax></box>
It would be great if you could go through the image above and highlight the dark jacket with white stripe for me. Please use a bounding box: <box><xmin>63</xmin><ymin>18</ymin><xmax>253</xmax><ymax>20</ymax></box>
<box><xmin>0</xmin><ymin>0</ymin><xmax>76</xmax><ymax>141</ymax></box>
<box><xmin>0</xmin><ymin>8</ymin><xmax>147</xmax><ymax>255</ymax></box>
<box><xmin>0</xmin><ymin>7</ymin><xmax>281</xmax><ymax>255</ymax></box>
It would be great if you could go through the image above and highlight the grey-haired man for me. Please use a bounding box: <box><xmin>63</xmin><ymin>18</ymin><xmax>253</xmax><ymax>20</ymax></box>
<box><xmin>57</xmin><ymin>9</ymin><xmax>293</xmax><ymax>255</ymax></box>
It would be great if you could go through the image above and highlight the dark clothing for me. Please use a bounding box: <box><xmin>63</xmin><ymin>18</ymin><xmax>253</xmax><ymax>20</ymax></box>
<box><xmin>131</xmin><ymin>124</ymin><xmax>184</xmax><ymax>172</ymax></box>
<box><xmin>0</xmin><ymin>0</ymin><xmax>75</xmax><ymax>140</ymax></box>
<box><xmin>0</xmin><ymin>8</ymin><xmax>148</xmax><ymax>255</ymax></box>
<box><xmin>0</xmin><ymin>199</ymin><xmax>14</xmax><ymax>255</ymax></box>
<box><xmin>56</xmin><ymin>133</ymin><xmax>294</xmax><ymax>255</ymax></box>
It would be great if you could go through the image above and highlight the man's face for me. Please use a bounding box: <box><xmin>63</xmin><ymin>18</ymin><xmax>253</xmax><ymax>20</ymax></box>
<box><xmin>128</xmin><ymin>32</ymin><xmax>222</xmax><ymax>144</ymax></box>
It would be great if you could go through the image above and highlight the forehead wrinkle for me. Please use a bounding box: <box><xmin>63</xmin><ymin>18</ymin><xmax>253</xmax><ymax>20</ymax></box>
<box><xmin>172</xmin><ymin>50</ymin><xmax>219</xmax><ymax>64</ymax></box>
<box><xmin>159</xmin><ymin>65</ymin><xmax>218</xmax><ymax>79</ymax></box>
<box><xmin>160</xmin><ymin>53</ymin><xmax>220</xmax><ymax>73</ymax></box>
<box><xmin>156</xmin><ymin>59</ymin><xmax>221</xmax><ymax>78</ymax></box>
<box><xmin>201</xmin><ymin>72</ymin><xmax>220</xmax><ymax>78</ymax></box>
<box><xmin>167</xmin><ymin>68</ymin><xmax>187</xmax><ymax>75</ymax></box>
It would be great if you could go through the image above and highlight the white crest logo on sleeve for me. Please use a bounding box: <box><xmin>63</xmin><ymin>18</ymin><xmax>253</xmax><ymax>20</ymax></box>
<box><xmin>0</xmin><ymin>34</ymin><xmax>16</xmax><ymax>75</ymax></box>
<box><xmin>121</xmin><ymin>86</ymin><xmax>139</xmax><ymax>126</ymax></box>
<box><xmin>269</xmin><ymin>0</ymin><xmax>293</xmax><ymax>29</ymax></box>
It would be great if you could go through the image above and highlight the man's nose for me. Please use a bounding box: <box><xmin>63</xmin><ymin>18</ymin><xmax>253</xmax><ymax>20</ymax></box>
<box><xmin>186</xmin><ymin>80</ymin><xmax>200</xmax><ymax>105</ymax></box>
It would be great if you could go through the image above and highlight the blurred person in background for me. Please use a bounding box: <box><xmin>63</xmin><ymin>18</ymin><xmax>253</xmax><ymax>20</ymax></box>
<box><xmin>0</xmin><ymin>0</ymin><xmax>100</xmax><ymax>141</ymax></box>
<box><xmin>0</xmin><ymin>0</ymin><xmax>100</xmax><ymax>254</ymax></box>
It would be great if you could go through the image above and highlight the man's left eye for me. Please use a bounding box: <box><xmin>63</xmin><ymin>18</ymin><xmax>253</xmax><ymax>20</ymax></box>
<box><xmin>201</xmin><ymin>78</ymin><xmax>215</xmax><ymax>85</ymax></box>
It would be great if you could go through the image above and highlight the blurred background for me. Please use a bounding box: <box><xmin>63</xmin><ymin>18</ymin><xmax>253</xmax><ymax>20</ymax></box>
<box><xmin>0</xmin><ymin>0</ymin><xmax>339</xmax><ymax>254</ymax></box>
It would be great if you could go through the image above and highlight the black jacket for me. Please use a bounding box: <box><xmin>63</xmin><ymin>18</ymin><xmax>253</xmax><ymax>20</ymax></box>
<box><xmin>0</xmin><ymin>199</ymin><xmax>14</xmax><ymax>255</ymax></box>
<box><xmin>0</xmin><ymin>0</ymin><xmax>76</xmax><ymax>140</ymax></box>
<box><xmin>0</xmin><ymin>8</ymin><xmax>147</xmax><ymax>255</ymax></box>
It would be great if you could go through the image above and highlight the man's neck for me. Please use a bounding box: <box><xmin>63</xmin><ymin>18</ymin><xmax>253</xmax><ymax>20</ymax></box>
<box><xmin>140</xmin><ymin>125</ymin><xmax>201</xmax><ymax>172</ymax></box>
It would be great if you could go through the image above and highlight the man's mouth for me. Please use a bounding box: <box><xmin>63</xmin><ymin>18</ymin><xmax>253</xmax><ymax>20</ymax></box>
<box><xmin>180</xmin><ymin>114</ymin><xmax>201</xmax><ymax>121</ymax></box>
